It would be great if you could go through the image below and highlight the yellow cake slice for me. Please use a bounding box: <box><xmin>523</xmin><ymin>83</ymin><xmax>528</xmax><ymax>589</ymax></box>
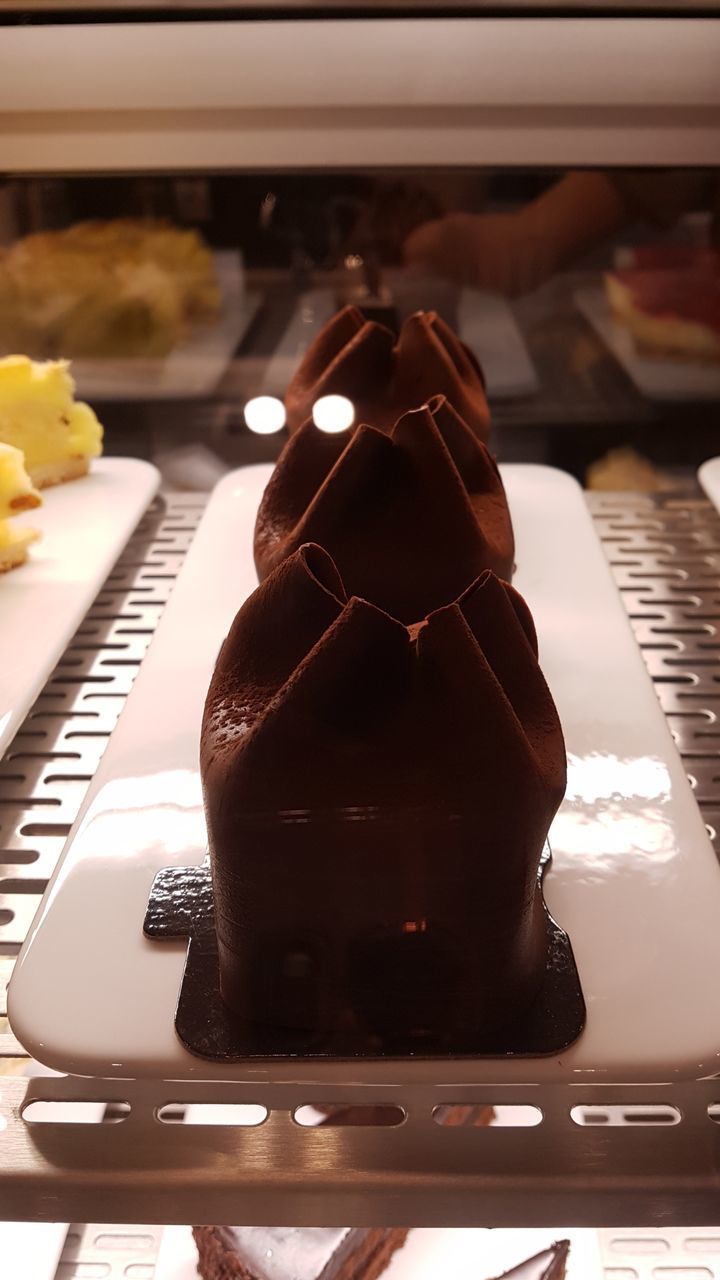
<box><xmin>0</xmin><ymin>441</ymin><xmax>42</xmax><ymax>572</ymax></box>
<box><xmin>0</xmin><ymin>356</ymin><xmax>103</xmax><ymax>488</ymax></box>
<box><xmin>0</xmin><ymin>519</ymin><xmax>40</xmax><ymax>573</ymax></box>
<box><xmin>0</xmin><ymin>219</ymin><xmax>220</xmax><ymax>358</ymax></box>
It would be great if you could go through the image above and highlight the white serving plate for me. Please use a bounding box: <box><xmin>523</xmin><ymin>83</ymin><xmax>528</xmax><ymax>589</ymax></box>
<box><xmin>10</xmin><ymin>464</ymin><xmax>720</xmax><ymax>1083</ymax></box>
<box><xmin>456</xmin><ymin>289</ymin><xmax>538</xmax><ymax>399</ymax></box>
<box><xmin>0</xmin><ymin>1222</ymin><xmax>68</xmax><ymax>1280</ymax></box>
<box><xmin>577</xmin><ymin>285</ymin><xmax>720</xmax><ymax>402</ymax></box>
<box><xmin>261</xmin><ymin>287</ymin><xmax>537</xmax><ymax>402</ymax></box>
<box><xmin>0</xmin><ymin>457</ymin><xmax>159</xmax><ymax>760</ymax></box>
<box><xmin>154</xmin><ymin>1225</ymin><xmax>603</xmax><ymax>1280</ymax></box>
<box><xmin>699</xmin><ymin>456</ymin><xmax>720</xmax><ymax>512</ymax></box>
<box><xmin>70</xmin><ymin>253</ymin><xmax>260</xmax><ymax>401</ymax></box>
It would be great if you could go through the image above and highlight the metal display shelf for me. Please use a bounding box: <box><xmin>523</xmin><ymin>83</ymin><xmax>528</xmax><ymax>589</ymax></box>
<box><xmin>1</xmin><ymin>487</ymin><xmax>720</xmax><ymax>1232</ymax></box>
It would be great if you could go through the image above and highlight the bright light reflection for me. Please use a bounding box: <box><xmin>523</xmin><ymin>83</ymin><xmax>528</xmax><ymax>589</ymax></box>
<box><xmin>75</xmin><ymin>770</ymin><xmax>207</xmax><ymax>861</ymax></box>
<box><xmin>243</xmin><ymin>396</ymin><xmax>286</xmax><ymax>436</ymax></box>
<box><xmin>312</xmin><ymin>395</ymin><xmax>355</xmax><ymax>434</ymax></box>
<box><xmin>551</xmin><ymin>807</ymin><xmax>675</xmax><ymax>864</ymax></box>
<box><xmin>565</xmin><ymin>752</ymin><xmax>670</xmax><ymax>804</ymax></box>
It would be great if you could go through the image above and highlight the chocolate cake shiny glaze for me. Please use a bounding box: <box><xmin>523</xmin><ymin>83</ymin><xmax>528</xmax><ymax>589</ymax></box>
<box><xmin>284</xmin><ymin>305</ymin><xmax>490</xmax><ymax>440</ymax></box>
<box><xmin>192</xmin><ymin>1227</ymin><xmax>409</xmax><ymax>1280</ymax></box>
<box><xmin>254</xmin><ymin>396</ymin><xmax>513</xmax><ymax>624</ymax></box>
<box><xmin>201</xmin><ymin>544</ymin><xmax>566</xmax><ymax>1042</ymax></box>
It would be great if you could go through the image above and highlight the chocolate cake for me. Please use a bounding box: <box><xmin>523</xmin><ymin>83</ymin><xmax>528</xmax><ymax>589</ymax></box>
<box><xmin>192</xmin><ymin>1229</ymin><xmax>569</xmax><ymax>1280</ymax></box>
<box><xmin>192</xmin><ymin>1227</ymin><xmax>409</xmax><ymax>1280</ymax></box>
<box><xmin>201</xmin><ymin>544</ymin><xmax>565</xmax><ymax>1041</ymax></box>
<box><xmin>493</xmin><ymin>1241</ymin><xmax>570</xmax><ymax>1279</ymax></box>
<box><xmin>284</xmin><ymin>306</ymin><xmax>490</xmax><ymax>440</ymax></box>
<box><xmin>254</xmin><ymin>396</ymin><xmax>513</xmax><ymax>623</ymax></box>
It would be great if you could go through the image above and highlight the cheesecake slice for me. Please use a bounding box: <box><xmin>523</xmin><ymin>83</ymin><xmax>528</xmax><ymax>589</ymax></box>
<box><xmin>0</xmin><ymin>355</ymin><xmax>103</xmax><ymax>489</ymax></box>
<box><xmin>605</xmin><ymin>250</ymin><xmax>720</xmax><ymax>364</ymax></box>
<box><xmin>0</xmin><ymin>441</ymin><xmax>41</xmax><ymax>572</ymax></box>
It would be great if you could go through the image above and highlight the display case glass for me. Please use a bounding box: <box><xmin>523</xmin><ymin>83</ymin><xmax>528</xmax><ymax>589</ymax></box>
<box><xmin>1</xmin><ymin>12</ymin><xmax>720</xmax><ymax>1280</ymax></box>
<box><xmin>1</xmin><ymin>164</ymin><xmax>718</xmax><ymax>489</ymax></box>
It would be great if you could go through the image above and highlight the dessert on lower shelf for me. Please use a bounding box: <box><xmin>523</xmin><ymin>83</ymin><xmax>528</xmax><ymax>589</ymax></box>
<box><xmin>254</xmin><ymin>395</ymin><xmax>514</xmax><ymax>623</ymax></box>
<box><xmin>0</xmin><ymin>355</ymin><xmax>103</xmax><ymax>488</ymax></box>
<box><xmin>605</xmin><ymin>248</ymin><xmax>720</xmax><ymax>363</ymax></box>
<box><xmin>585</xmin><ymin>446</ymin><xmax>671</xmax><ymax>493</ymax></box>
<box><xmin>284</xmin><ymin>305</ymin><xmax>490</xmax><ymax>440</ymax></box>
<box><xmin>191</xmin><ymin>1229</ymin><xmax>569</xmax><ymax>1280</ymax></box>
<box><xmin>0</xmin><ymin>442</ymin><xmax>41</xmax><ymax>572</ymax></box>
<box><xmin>0</xmin><ymin>218</ymin><xmax>221</xmax><ymax>359</ymax></box>
<box><xmin>193</xmin><ymin>1227</ymin><xmax>409</xmax><ymax>1280</ymax></box>
<box><xmin>201</xmin><ymin>543</ymin><xmax>565</xmax><ymax>1041</ymax></box>
<box><xmin>495</xmin><ymin>1241</ymin><xmax>569</xmax><ymax>1279</ymax></box>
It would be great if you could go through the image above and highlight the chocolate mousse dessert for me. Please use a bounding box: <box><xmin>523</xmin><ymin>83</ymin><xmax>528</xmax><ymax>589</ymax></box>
<box><xmin>201</xmin><ymin>544</ymin><xmax>566</xmax><ymax>1043</ymax></box>
<box><xmin>254</xmin><ymin>395</ymin><xmax>513</xmax><ymax>624</ymax></box>
<box><xmin>284</xmin><ymin>306</ymin><xmax>490</xmax><ymax>440</ymax></box>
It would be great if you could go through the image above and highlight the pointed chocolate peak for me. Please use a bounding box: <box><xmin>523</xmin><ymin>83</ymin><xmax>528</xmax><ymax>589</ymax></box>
<box><xmin>491</xmin><ymin>1240</ymin><xmax>570</xmax><ymax>1279</ymax></box>
<box><xmin>393</xmin><ymin>309</ymin><xmax>488</xmax><ymax>427</ymax></box>
<box><xmin>285</xmin><ymin>305</ymin><xmax>395</xmax><ymax>434</ymax></box>
<box><xmin>285</xmin><ymin>307</ymin><xmax>490</xmax><ymax>440</ymax></box>
<box><xmin>254</xmin><ymin>396</ymin><xmax>513</xmax><ymax>624</ymax></box>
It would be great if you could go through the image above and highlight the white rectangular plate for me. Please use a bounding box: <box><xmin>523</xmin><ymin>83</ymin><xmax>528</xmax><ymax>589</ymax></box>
<box><xmin>70</xmin><ymin>253</ymin><xmax>260</xmax><ymax>402</ymax></box>
<box><xmin>456</xmin><ymin>289</ymin><xmax>538</xmax><ymax>399</ymax></box>
<box><xmin>10</xmin><ymin>464</ymin><xmax>720</xmax><ymax>1083</ymax></box>
<box><xmin>154</xmin><ymin>1225</ymin><xmax>603</xmax><ymax>1280</ymax></box>
<box><xmin>699</xmin><ymin>457</ymin><xmax>720</xmax><ymax>512</ymax></box>
<box><xmin>577</xmin><ymin>285</ymin><xmax>720</xmax><ymax>402</ymax></box>
<box><xmin>0</xmin><ymin>457</ymin><xmax>159</xmax><ymax>759</ymax></box>
<box><xmin>261</xmin><ymin>287</ymin><xmax>537</xmax><ymax>402</ymax></box>
<box><xmin>0</xmin><ymin>1222</ymin><xmax>69</xmax><ymax>1280</ymax></box>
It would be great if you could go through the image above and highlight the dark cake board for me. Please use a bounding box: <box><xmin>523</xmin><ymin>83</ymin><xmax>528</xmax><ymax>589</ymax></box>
<box><xmin>11</xmin><ymin>464</ymin><xmax>720</xmax><ymax>1084</ymax></box>
<box><xmin>142</xmin><ymin>846</ymin><xmax>585</xmax><ymax>1062</ymax></box>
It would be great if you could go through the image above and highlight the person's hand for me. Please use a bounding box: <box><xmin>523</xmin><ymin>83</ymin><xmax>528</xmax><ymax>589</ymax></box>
<box><xmin>404</xmin><ymin>211</ymin><xmax>544</xmax><ymax>296</ymax></box>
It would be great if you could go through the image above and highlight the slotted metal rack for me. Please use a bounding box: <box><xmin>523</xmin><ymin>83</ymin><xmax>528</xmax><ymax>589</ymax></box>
<box><xmin>1</xmin><ymin>486</ymin><xmax>720</xmax><ymax>1249</ymax></box>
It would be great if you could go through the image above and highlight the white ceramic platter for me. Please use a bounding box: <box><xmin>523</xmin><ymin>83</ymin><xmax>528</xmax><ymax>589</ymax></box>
<box><xmin>0</xmin><ymin>458</ymin><xmax>159</xmax><ymax>759</ymax></box>
<box><xmin>70</xmin><ymin>253</ymin><xmax>260</xmax><ymax>402</ymax></box>
<box><xmin>154</xmin><ymin>1225</ymin><xmax>603</xmax><ymax>1280</ymax></box>
<box><xmin>456</xmin><ymin>289</ymin><xmax>538</xmax><ymax>399</ymax></box>
<box><xmin>0</xmin><ymin>1222</ymin><xmax>69</xmax><ymax>1280</ymax></box>
<box><xmin>699</xmin><ymin>457</ymin><xmax>720</xmax><ymax>512</ymax></box>
<box><xmin>10</xmin><ymin>464</ymin><xmax>720</xmax><ymax>1083</ymax></box>
<box><xmin>576</xmin><ymin>286</ymin><xmax>720</xmax><ymax>402</ymax></box>
<box><xmin>261</xmin><ymin>288</ymin><xmax>538</xmax><ymax>402</ymax></box>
